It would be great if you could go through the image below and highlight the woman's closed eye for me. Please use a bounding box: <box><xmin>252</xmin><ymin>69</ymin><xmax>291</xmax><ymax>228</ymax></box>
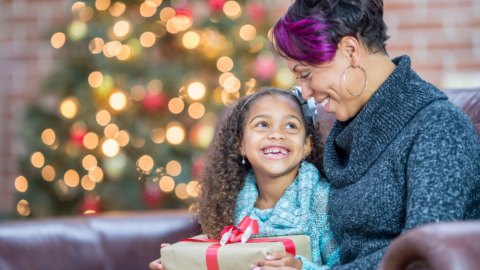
<box><xmin>296</xmin><ymin>72</ymin><xmax>311</xmax><ymax>80</ymax></box>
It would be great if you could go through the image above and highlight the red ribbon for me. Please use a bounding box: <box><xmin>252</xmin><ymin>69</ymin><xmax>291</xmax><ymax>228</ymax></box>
<box><xmin>178</xmin><ymin>216</ymin><xmax>296</xmax><ymax>270</ymax></box>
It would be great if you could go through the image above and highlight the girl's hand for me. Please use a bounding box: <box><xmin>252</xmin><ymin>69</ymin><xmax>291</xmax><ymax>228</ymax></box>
<box><xmin>250</xmin><ymin>251</ymin><xmax>303</xmax><ymax>270</ymax></box>
<box><xmin>149</xmin><ymin>243</ymin><xmax>170</xmax><ymax>270</ymax></box>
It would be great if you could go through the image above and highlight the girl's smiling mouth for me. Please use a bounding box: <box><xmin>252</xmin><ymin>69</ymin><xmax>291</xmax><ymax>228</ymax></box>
<box><xmin>260</xmin><ymin>145</ymin><xmax>291</xmax><ymax>160</ymax></box>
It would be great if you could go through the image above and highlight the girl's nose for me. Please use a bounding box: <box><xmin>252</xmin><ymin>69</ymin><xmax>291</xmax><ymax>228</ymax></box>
<box><xmin>268</xmin><ymin>131</ymin><xmax>285</xmax><ymax>141</ymax></box>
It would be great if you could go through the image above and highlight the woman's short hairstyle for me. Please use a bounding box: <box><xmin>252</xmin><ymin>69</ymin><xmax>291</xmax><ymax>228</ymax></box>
<box><xmin>270</xmin><ymin>0</ymin><xmax>389</xmax><ymax>66</ymax></box>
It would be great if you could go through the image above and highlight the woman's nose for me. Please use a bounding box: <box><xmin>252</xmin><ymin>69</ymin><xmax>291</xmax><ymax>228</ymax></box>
<box><xmin>300</xmin><ymin>83</ymin><xmax>314</xmax><ymax>100</ymax></box>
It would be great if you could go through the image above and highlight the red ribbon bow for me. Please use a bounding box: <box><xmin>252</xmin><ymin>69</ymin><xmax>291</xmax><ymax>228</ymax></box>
<box><xmin>178</xmin><ymin>216</ymin><xmax>296</xmax><ymax>270</ymax></box>
<box><xmin>219</xmin><ymin>215</ymin><xmax>259</xmax><ymax>245</ymax></box>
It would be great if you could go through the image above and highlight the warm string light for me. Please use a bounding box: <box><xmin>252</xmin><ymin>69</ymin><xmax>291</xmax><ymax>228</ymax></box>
<box><xmin>109</xmin><ymin>2</ymin><xmax>126</xmax><ymax>17</ymax></box>
<box><xmin>102</xmin><ymin>138</ymin><xmax>120</xmax><ymax>157</ymax></box>
<box><xmin>83</xmin><ymin>132</ymin><xmax>99</xmax><ymax>149</ymax></box>
<box><xmin>166</xmin><ymin>124</ymin><xmax>185</xmax><ymax>145</ymax></box>
<box><xmin>89</xmin><ymin>38</ymin><xmax>105</xmax><ymax>54</ymax></box>
<box><xmin>51</xmin><ymin>33</ymin><xmax>66</xmax><ymax>49</ymax></box>
<box><xmin>140</xmin><ymin>32</ymin><xmax>156</xmax><ymax>47</ymax></box>
<box><xmin>159</xmin><ymin>176</ymin><xmax>174</xmax><ymax>192</ymax></box>
<box><xmin>64</xmin><ymin>170</ymin><xmax>80</xmax><ymax>187</ymax></box>
<box><xmin>140</xmin><ymin>1</ymin><xmax>157</xmax><ymax>17</ymax></box>
<box><xmin>31</xmin><ymin>152</ymin><xmax>45</xmax><ymax>168</ymax></box>
<box><xmin>224</xmin><ymin>1</ymin><xmax>241</xmax><ymax>19</ymax></box>
<box><xmin>148</xmin><ymin>80</ymin><xmax>163</xmax><ymax>95</ymax></box>
<box><xmin>96</xmin><ymin>110</ymin><xmax>111</xmax><ymax>126</ymax></box>
<box><xmin>175</xmin><ymin>183</ymin><xmax>189</xmax><ymax>199</ymax></box>
<box><xmin>17</xmin><ymin>200</ymin><xmax>30</xmax><ymax>216</ymax></box>
<box><xmin>168</xmin><ymin>98</ymin><xmax>184</xmax><ymax>114</ymax></box>
<box><xmin>138</xmin><ymin>155</ymin><xmax>154</xmax><ymax>171</ymax></box>
<box><xmin>131</xmin><ymin>85</ymin><xmax>146</xmax><ymax>101</ymax></box>
<box><xmin>60</xmin><ymin>98</ymin><xmax>77</xmax><ymax>119</ymax></box>
<box><xmin>151</xmin><ymin>128</ymin><xmax>166</xmax><ymax>143</ymax></box>
<box><xmin>15</xmin><ymin>176</ymin><xmax>28</xmax><ymax>192</ymax></box>
<box><xmin>217</xmin><ymin>56</ymin><xmax>234</xmax><ymax>72</ymax></box>
<box><xmin>104</xmin><ymin>124</ymin><xmax>119</xmax><ymax>139</ymax></box>
<box><xmin>42</xmin><ymin>129</ymin><xmax>56</xmax><ymax>145</ymax></box>
<box><xmin>166</xmin><ymin>160</ymin><xmax>181</xmax><ymax>176</ymax></box>
<box><xmin>187</xmin><ymin>82</ymin><xmax>206</xmax><ymax>100</ymax></box>
<box><xmin>188</xmin><ymin>103</ymin><xmax>205</xmax><ymax>119</ymax></box>
<box><xmin>42</xmin><ymin>166</ymin><xmax>55</xmax><ymax>181</ymax></box>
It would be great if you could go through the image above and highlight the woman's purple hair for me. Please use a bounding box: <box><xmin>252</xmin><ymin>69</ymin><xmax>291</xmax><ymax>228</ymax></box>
<box><xmin>270</xmin><ymin>0</ymin><xmax>389</xmax><ymax>66</ymax></box>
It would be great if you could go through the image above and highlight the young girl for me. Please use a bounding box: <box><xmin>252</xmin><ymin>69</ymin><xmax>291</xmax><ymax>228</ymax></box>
<box><xmin>150</xmin><ymin>88</ymin><xmax>340</xmax><ymax>270</ymax></box>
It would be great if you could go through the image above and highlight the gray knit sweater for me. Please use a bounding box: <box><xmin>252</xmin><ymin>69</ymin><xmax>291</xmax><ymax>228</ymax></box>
<box><xmin>325</xmin><ymin>55</ymin><xmax>480</xmax><ymax>270</ymax></box>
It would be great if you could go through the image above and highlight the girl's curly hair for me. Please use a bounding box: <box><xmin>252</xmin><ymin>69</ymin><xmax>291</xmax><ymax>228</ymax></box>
<box><xmin>192</xmin><ymin>88</ymin><xmax>325</xmax><ymax>239</ymax></box>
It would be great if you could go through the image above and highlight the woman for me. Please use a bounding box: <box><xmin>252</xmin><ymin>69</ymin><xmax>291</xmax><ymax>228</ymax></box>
<box><xmin>252</xmin><ymin>0</ymin><xmax>480</xmax><ymax>269</ymax></box>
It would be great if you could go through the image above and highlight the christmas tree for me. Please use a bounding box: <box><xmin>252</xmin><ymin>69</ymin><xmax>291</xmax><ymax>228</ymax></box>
<box><xmin>14</xmin><ymin>0</ymin><xmax>296</xmax><ymax>218</ymax></box>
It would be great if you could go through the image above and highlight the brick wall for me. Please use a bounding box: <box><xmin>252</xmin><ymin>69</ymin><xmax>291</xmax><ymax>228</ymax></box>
<box><xmin>0</xmin><ymin>0</ymin><xmax>70</xmax><ymax>214</ymax></box>
<box><xmin>385</xmin><ymin>0</ymin><xmax>480</xmax><ymax>88</ymax></box>
<box><xmin>0</xmin><ymin>0</ymin><xmax>479</xmax><ymax>215</ymax></box>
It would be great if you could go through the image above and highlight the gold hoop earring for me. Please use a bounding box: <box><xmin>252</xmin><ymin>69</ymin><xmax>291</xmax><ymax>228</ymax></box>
<box><xmin>343</xmin><ymin>65</ymin><xmax>368</xmax><ymax>96</ymax></box>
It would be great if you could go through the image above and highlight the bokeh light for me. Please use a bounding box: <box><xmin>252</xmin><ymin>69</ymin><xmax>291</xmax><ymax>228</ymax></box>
<box><xmin>239</xmin><ymin>24</ymin><xmax>256</xmax><ymax>41</ymax></box>
<box><xmin>166</xmin><ymin>17</ymin><xmax>182</xmax><ymax>34</ymax></box>
<box><xmin>222</xmin><ymin>89</ymin><xmax>240</xmax><ymax>106</ymax></box>
<box><xmin>72</xmin><ymin>2</ymin><xmax>86</xmax><ymax>14</ymax></box>
<box><xmin>188</xmin><ymin>102</ymin><xmax>205</xmax><ymax>119</ymax></box>
<box><xmin>55</xmin><ymin>180</ymin><xmax>68</xmax><ymax>196</ymax></box>
<box><xmin>102</xmin><ymin>138</ymin><xmax>120</xmax><ymax>157</ymax></box>
<box><xmin>88</xmin><ymin>71</ymin><xmax>103</xmax><ymax>88</ymax></box>
<box><xmin>83</xmin><ymin>132</ymin><xmax>99</xmax><ymax>149</ymax></box>
<box><xmin>104</xmin><ymin>123</ymin><xmax>119</xmax><ymax>138</ymax></box>
<box><xmin>79</xmin><ymin>7</ymin><xmax>94</xmax><ymax>22</ymax></box>
<box><xmin>175</xmin><ymin>183</ymin><xmax>189</xmax><ymax>199</ymax></box>
<box><xmin>131</xmin><ymin>135</ymin><xmax>145</xmax><ymax>148</ymax></box>
<box><xmin>60</xmin><ymin>98</ymin><xmax>77</xmax><ymax>119</ymax></box>
<box><xmin>150</xmin><ymin>0</ymin><xmax>162</xmax><ymax>6</ymax></box>
<box><xmin>151</xmin><ymin>128</ymin><xmax>166</xmax><ymax>144</ymax></box>
<box><xmin>166</xmin><ymin>160</ymin><xmax>181</xmax><ymax>176</ymax></box>
<box><xmin>131</xmin><ymin>85</ymin><xmax>146</xmax><ymax>101</ymax></box>
<box><xmin>82</xmin><ymin>155</ymin><xmax>98</xmax><ymax>171</ymax></box>
<box><xmin>276</xmin><ymin>68</ymin><xmax>296</xmax><ymax>88</ymax></box>
<box><xmin>160</xmin><ymin>7</ymin><xmax>175</xmax><ymax>22</ymax></box>
<box><xmin>217</xmin><ymin>56</ymin><xmax>234</xmax><ymax>72</ymax></box>
<box><xmin>89</xmin><ymin>166</ymin><xmax>104</xmax><ymax>182</ymax></box>
<box><xmin>15</xmin><ymin>176</ymin><xmax>28</xmax><ymax>192</ymax></box>
<box><xmin>96</xmin><ymin>110</ymin><xmax>111</xmax><ymax>126</ymax></box>
<box><xmin>219</xmin><ymin>72</ymin><xmax>234</xmax><ymax>87</ymax></box>
<box><xmin>81</xmin><ymin>175</ymin><xmax>96</xmax><ymax>190</ymax></box>
<box><xmin>42</xmin><ymin>129</ymin><xmax>56</xmax><ymax>145</ymax></box>
<box><xmin>168</xmin><ymin>98</ymin><xmax>184</xmax><ymax>114</ymax></box>
<box><xmin>69</xmin><ymin>21</ymin><xmax>88</xmax><ymax>40</ymax></box>
<box><xmin>148</xmin><ymin>80</ymin><xmax>163</xmax><ymax>95</ymax></box>
<box><xmin>95</xmin><ymin>0</ymin><xmax>110</xmax><ymax>11</ymax></box>
<box><xmin>89</xmin><ymin>38</ymin><xmax>105</xmax><ymax>54</ymax></box>
<box><xmin>187</xmin><ymin>181</ymin><xmax>199</xmax><ymax>197</ymax></box>
<box><xmin>183</xmin><ymin>31</ymin><xmax>200</xmax><ymax>49</ymax></box>
<box><xmin>115</xmin><ymin>130</ymin><xmax>130</xmax><ymax>146</ymax></box>
<box><xmin>224</xmin><ymin>77</ymin><xmax>241</xmax><ymax>93</ymax></box>
<box><xmin>116</xmin><ymin>45</ymin><xmax>132</xmax><ymax>60</ymax></box>
<box><xmin>187</xmin><ymin>82</ymin><xmax>206</xmax><ymax>100</ymax></box>
<box><xmin>17</xmin><ymin>200</ymin><xmax>30</xmax><ymax>216</ymax></box>
<box><xmin>109</xmin><ymin>2</ymin><xmax>126</xmax><ymax>16</ymax></box>
<box><xmin>159</xmin><ymin>176</ymin><xmax>174</xmax><ymax>192</ymax></box>
<box><xmin>224</xmin><ymin>1</ymin><xmax>241</xmax><ymax>18</ymax></box>
<box><xmin>140</xmin><ymin>32</ymin><xmax>156</xmax><ymax>47</ymax></box>
<box><xmin>151</xmin><ymin>21</ymin><xmax>167</xmax><ymax>37</ymax></box>
<box><xmin>113</xmin><ymin>20</ymin><xmax>130</xmax><ymax>37</ymax></box>
<box><xmin>109</xmin><ymin>92</ymin><xmax>127</xmax><ymax>110</ymax></box>
<box><xmin>138</xmin><ymin>155</ymin><xmax>154</xmax><ymax>171</ymax></box>
<box><xmin>42</xmin><ymin>166</ymin><xmax>55</xmax><ymax>181</ymax></box>
<box><xmin>140</xmin><ymin>1</ymin><xmax>157</xmax><ymax>17</ymax></box>
<box><xmin>31</xmin><ymin>152</ymin><xmax>45</xmax><ymax>168</ymax></box>
<box><xmin>64</xmin><ymin>170</ymin><xmax>80</xmax><ymax>187</ymax></box>
<box><xmin>166</xmin><ymin>124</ymin><xmax>185</xmax><ymax>145</ymax></box>
<box><xmin>106</xmin><ymin>41</ymin><xmax>121</xmax><ymax>56</ymax></box>
<box><xmin>51</xmin><ymin>33</ymin><xmax>66</xmax><ymax>49</ymax></box>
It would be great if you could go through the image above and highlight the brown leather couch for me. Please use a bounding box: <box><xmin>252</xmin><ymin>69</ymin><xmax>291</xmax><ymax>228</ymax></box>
<box><xmin>0</xmin><ymin>88</ymin><xmax>478</xmax><ymax>270</ymax></box>
<box><xmin>0</xmin><ymin>211</ymin><xmax>199</xmax><ymax>270</ymax></box>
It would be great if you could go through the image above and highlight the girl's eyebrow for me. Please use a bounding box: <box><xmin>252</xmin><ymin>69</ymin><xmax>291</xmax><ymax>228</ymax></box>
<box><xmin>249</xmin><ymin>114</ymin><xmax>270</xmax><ymax>123</ymax></box>
<box><xmin>249</xmin><ymin>114</ymin><xmax>303</xmax><ymax>126</ymax></box>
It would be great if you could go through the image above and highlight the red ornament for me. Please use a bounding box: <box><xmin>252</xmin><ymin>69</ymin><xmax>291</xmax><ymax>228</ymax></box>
<box><xmin>142</xmin><ymin>182</ymin><xmax>165</xmax><ymax>208</ymax></box>
<box><xmin>208</xmin><ymin>0</ymin><xmax>226</xmax><ymax>12</ymax></box>
<box><xmin>192</xmin><ymin>155</ymin><xmax>204</xmax><ymax>179</ymax></box>
<box><xmin>254</xmin><ymin>56</ymin><xmax>276</xmax><ymax>80</ymax></box>
<box><xmin>142</xmin><ymin>93</ymin><xmax>168</xmax><ymax>112</ymax></box>
<box><xmin>70</xmin><ymin>126</ymin><xmax>88</xmax><ymax>147</ymax></box>
<box><xmin>79</xmin><ymin>194</ymin><xmax>101</xmax><ymax>214</ymax></box>
<box><xmin>247</xmin><ymin>2</ymin><xmax>264</xmax><ymax>21</ymax></box>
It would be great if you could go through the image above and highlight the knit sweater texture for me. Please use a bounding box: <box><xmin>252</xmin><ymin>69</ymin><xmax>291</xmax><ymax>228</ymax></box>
<box><xmin>325</xmin><ymin>55</ymin><xmax>480</xmax><ymax>270</ymax></box>
<box><xmin>235</xmin><ymin>162</ymin><xmax>340</xmax><ymax>269</ymax></box>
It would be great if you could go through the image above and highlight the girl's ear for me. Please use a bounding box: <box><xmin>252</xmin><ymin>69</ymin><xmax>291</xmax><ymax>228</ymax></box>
<box><xmin>304</xmin><ymin>135</ymin><xmax>313</xmax><ymax>157</ymax></box>
<box><xmin>238</xmin><ymin>139</ymin><xmax>245</xmax><ymax>155</ymax></box>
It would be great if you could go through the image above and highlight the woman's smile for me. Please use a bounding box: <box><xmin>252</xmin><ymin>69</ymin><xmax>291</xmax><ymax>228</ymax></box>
<box><xmin>318</xmin><ymin>96</ymin><xmax>330</xmax><ymax>113</ymax></box>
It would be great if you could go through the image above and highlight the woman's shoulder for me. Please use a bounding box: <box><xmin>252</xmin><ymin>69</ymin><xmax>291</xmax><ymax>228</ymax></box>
<box><xmin>412</xmin><ymin>99</ymin><xmax>478</xmax><ymax>140</ymax></box>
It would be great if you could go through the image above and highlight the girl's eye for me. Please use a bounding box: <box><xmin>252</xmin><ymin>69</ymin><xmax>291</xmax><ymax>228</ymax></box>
<box><xmin>285</xmin><ymin>123</ymin><xmax>297</xmax><ymax>129</ymax></box>
<box><xmin>256</xmin><ymin>122</ymin><xmax>268</xmax><ymax>128</ymax></box>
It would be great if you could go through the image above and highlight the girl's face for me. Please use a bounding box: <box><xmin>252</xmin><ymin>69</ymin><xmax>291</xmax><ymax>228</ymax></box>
<box><xmin>241</xmin><ymin>95</ymin><xmax>312</xmax><ymax>179</ymax></box>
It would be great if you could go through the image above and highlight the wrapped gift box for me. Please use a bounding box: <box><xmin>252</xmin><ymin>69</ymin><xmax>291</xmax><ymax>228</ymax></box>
<box><xmin>161</xmin><ymin>234</ymin><xmax>311</xmax><ymax>270</ymax></box>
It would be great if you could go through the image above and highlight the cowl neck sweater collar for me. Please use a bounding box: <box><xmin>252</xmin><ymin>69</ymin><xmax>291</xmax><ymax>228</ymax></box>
<box><xmin>324</xmin><ymin>55</ymin><xmax>448</xmax><ymax>188</ymax></box>
<box><xmin>234</xmin><ymin>162</ymin><xmax>319</xmax><ymax>237</ymax></box>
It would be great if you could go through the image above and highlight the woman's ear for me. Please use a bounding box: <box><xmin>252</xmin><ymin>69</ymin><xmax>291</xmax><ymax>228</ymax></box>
<box><xmin>338</xmin><ymin>36</ymin><xmax>362</xmax><ymax>68</ymax></box>
<box><xmin>304</xmin><ymin>135</ymin><xmax>313</xmax><ymax>157</ymax></box>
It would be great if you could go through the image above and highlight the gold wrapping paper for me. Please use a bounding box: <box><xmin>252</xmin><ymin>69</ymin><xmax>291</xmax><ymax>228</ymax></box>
<box><xmin>161</xmin><ymin>235</ymin><xmax>312</xmax><ymax>270</ymax></box>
